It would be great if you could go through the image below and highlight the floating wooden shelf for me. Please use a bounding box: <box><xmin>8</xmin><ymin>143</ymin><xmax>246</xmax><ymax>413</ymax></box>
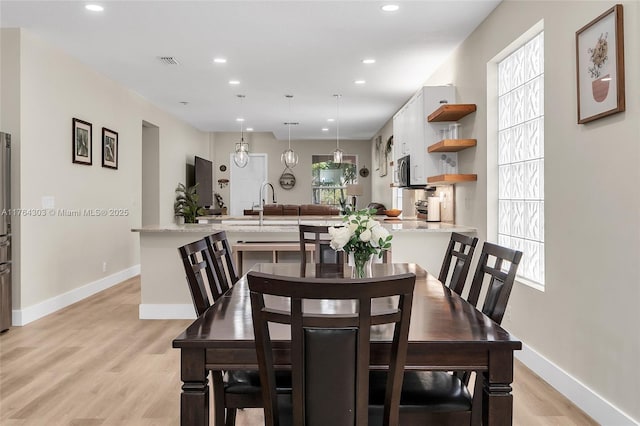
<box><xmin>427</xmin><ymin>104</ymin><xmax>477</xmax><ymax>122</ymax></box>
<box><xmin>427</xmin><ymin>174</ymin><xmax>477</xmax><ymax>185</ymax></box>
<box><xmin>428</xmin><ymin>139</ymin><xmax>477</xmax><ymax>153</ymax></box>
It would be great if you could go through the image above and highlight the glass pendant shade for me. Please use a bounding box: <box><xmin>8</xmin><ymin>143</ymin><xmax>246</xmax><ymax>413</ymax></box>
<box><xmin>233</xmin><ymin>141</ymin><xmax>249</xmax><ymax>168</ymax></box>
<box><xmin>333</xmin><ymin>148</ymin><xmax>343</xmax><ymax>164</ymax></box>
<box><xmin>281</xmin><ymin>148</ymin><xmax>298</xmax><ymax>168</ymax></box>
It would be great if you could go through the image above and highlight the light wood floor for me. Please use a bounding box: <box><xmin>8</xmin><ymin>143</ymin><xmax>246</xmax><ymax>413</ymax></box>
<box><xmin>0</xmin><ymin>277</ymin><xmax>598</xmax><ymax>425</ymax></box>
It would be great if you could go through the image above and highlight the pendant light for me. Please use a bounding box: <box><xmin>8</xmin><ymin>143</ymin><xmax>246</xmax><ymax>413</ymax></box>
<box><xmin>233</xmin><ymin>94</ymin><xmax>250</xmax><ymax>168</ymax></box>
<box><xmin>332</xmin><ymin>94</ymin><xmax>343</xmax><ymax>164</ymax></box>
<box><xmin>281</xmin><ymin>95</ymin><xmax>299</xmax><ymax>168</ymax></box>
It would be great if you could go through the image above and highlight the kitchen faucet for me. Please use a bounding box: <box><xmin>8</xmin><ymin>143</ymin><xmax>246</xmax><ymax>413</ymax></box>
<box><xmin>256</xmin><ymin>181</ymin><xmax>276</xmax><ymax>225</ymax></box>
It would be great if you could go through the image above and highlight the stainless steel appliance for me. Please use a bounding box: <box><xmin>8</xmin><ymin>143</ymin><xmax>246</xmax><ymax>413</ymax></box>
<box><xmin>0</xmin><ymin>132</ymin><xmax>11</xmax><ymax>332</ymax></box>
<box><xmin>414</xmin><ymin>198</ymin><xmax>440</xmax><ymax>221</ymax></box>
<box><xmin>397</xmin><ymin>155</ymin><xmax>410</xmax><ymax>187</ymax></box>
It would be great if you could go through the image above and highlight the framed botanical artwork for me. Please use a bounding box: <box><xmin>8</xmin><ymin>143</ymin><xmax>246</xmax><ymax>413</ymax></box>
<box><xmin>72</xmin><ymin>118</ymin><xmax>92</xmax><ymax>165</ymax></box>
<box><xmin>576</xmin><ymin>4</ymin><xmax>625</xmax><ymax>124</ymax></box>
<box><xmin>102</xmin><ymin>127</ymin><xmax>118</xmax><ymax>169</ymax></box>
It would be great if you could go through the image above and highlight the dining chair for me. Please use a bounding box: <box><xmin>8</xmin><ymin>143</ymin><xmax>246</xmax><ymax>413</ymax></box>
<box><xmin>205</xmin><ymin>230</ymin><xmax>240</xmax><ymax>293</ymax></box>
<box><xmin>369</xmin><ymin>241</ymin><xmax>522</xmax><ymax>426</ymax></box>
<box><xmin>178</xmin><ymin>238</ymin><xmax>225</xmax><ymax>315</ymax></box>
<box><xmin>178</xmin><ymin>234</ymin><xmax>291</xmax><ymax>426</ymax></box>
<box><xmin>247</xmin><ymin>270</ymin><xmax>416</xmax><ymax>426</ymax></box>
<box><xmin>298</xmin><ymin>224</ymin><xmax>345</xmax><ymax>264</ymax></box>
<box><xmin>438</xmin><ymin>232</ymin><xmax>478</xmax><ymax>296</ymax></box>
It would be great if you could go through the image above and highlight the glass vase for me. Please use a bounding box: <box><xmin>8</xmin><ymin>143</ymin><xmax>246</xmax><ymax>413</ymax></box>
<box><xmin>351</xmin><ymin>251</ymin><xmax>373</xmax><ymax>278</ymax></box>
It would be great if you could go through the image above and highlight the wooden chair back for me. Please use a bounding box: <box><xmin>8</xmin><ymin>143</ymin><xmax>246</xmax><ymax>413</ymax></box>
<box><xmin>298</xmin><ymin>224</ymin><xmax>345</xmax><ymax>264</ymax></box>
<box><xmin>438</xmin><ymin>233</ymin><xmax>479</xmax><ymax>295</ymax></box>
<box><xmin>204</xmin><ymin>230</ymin><xmax>239</xmax><ymax>294</ymax></box>
<box><xmin>248</xmin><ymin>271</ymin><xmax>415</xmax><ymax>426</ymax></box>
<box><xmin>178</xmin><ymin>238</ymin><xmax>224</xmax><ymax>316</ymax></box>
<box><xmin>466</xmin><ymin>241</ymin><xmax>523</xmax><ymax>325</ymax></box>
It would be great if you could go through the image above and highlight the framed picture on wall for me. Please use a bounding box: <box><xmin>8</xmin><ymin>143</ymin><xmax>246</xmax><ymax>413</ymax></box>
<box><xmin>576</xmin><ymin>4</ymin><xmax>625</xmax><ymax>124</ymax></box>
<box><xmin>72</xmin><ymin>118</ymin><xmax>92</xmax><ymax>165</ymax></box>
<box><xmin>102</xmin><ymin>127</ymin><xmax>118</xmax><ymax>169</ymax></box>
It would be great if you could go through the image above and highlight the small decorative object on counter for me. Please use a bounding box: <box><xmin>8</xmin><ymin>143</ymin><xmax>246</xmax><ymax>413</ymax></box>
<box><xmin>328</xmin><ymin>208</ymin><xmax>392</xmax><ymax>278</ymax></box>
<box><xmin>214</xmin><ymin>193</ymin><xmax>225</xmax><ymax>209</ymax></box>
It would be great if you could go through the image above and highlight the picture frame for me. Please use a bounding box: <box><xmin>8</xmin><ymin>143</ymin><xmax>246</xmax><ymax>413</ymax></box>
<box><xmin>72</xmin><ymin>118</ymin><xmax>92</xmax><ymax>165</ymax></box>
<box><xmin>102</xmin><ymin>127</ymin><xmax>118</xmax><ymax>169</ymax></box>
<box><xmin>576</xmin><ymin>4</ymin><xmax>625</xmax><ymax>124</ymax></box>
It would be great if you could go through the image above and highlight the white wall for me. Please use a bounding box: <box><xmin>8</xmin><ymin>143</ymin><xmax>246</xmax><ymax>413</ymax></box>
<box><xmin>420</xmin><ymin>1</ymin><xmax>639</xmax><ymax>423</ymax></box>
<box><xmin>2</xmin><ymin>29</ymin><xmax>210</xmax><ymax>313</ymax></box>
<box><xmin>370</xmin><ymin>119</ymin><xmax>394</xmax><ymax>208</ymax></box>
<box><xmin>212</xmin><ymin>132</ymin><xmax>373</xmax><ymax>210</ymax></box>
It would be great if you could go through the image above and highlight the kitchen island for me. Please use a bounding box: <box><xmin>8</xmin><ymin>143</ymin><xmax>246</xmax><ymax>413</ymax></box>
<box><xmin>132</xmin><ymin>217</ymin><xmax>476</xmax><ymax>319</ymax></box>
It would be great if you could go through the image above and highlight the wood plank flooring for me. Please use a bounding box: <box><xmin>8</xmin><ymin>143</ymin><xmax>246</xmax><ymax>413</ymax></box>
<box><xmin>0</xmin><ymin>277</ymin><xmax>598</xmax><ymax>425</ymax></box>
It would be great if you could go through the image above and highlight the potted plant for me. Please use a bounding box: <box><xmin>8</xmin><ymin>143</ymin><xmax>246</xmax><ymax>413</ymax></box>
<box><xmin>174</xmin><ymin>183</ymin><xmax>205</xmax><ymax>224</ymax></box>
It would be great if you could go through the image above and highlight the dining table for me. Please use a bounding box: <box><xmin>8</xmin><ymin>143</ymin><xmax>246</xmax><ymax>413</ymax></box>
<box><xmin>172</xmin><ymin>262</ymin><xmax>522</xmax><ymax>425</ymax></box>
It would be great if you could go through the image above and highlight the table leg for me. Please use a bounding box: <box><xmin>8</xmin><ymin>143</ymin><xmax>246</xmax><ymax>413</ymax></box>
<box><xmin>482</xmin><ymin>350</ymin><xmax>515</xmax><ymax>426</ymax></box>
<box><xmin>180</xmin><ymin>348</ymin><xmax>209</xmax><ymax>426</ymax></box>
<box><xmin>236</xmin><ymin>251</ymin><xmax>243</xmax><ymax>276</ymax></box>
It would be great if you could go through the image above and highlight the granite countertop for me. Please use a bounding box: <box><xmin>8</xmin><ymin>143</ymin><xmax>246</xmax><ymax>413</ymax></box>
<box><xmin>132</xmin><ymin>217</ymin><xmax>476</xmax><ymax>234</ymax></box>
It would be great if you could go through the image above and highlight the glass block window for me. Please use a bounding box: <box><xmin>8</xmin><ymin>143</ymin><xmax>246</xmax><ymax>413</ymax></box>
<box><xmin>498</xmin><ymin>31</ymin><xmax>545</xmax><ymax>286</ymax></box>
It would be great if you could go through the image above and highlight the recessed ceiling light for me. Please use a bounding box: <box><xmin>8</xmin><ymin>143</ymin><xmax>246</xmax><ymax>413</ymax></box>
<box><xmin>322</xmin><ymin>128</ymin><xmax>329</xmax><ymax>132</ymax></box>
<box><xmin>229</xmin><ymin>80</ymin><xmax>240</xmax><ymax>85</ymax></box>
<box><xmin>213</xmin><ymin>58</ymin><xmax>227</xmax><ymax>64</ymax></box>
<box><xmin>381</xmin><ymin>4</ymin><xmax>399</xmax><ymax>12</ymax></box>
<box><xmin>85</xmin><ymin>4</ymin><xmax>104</xmax><ymax>12</ymax></box>
<box><xmin>327</xmin><ymin>118</ymin><xmax>335</xmax><ymax>122</ymax></box>
<box><xmin>354</xmin><ymin>80</ymin><xmax>366</xmax><ymax>85</ymax></box>
<box><xmin>236</xmin><ymin>118</ymin><xmax>245</xmax><ymax>122</ymax></box>
<box><xmin>362</xmin><ymin>59</ymin><xmax>376</xmax><ymax>64</ymax></box>
<box><xmin>246</xmin><ymin>127</ymin><xmax>254</xmax><ymax>131</ymax></box>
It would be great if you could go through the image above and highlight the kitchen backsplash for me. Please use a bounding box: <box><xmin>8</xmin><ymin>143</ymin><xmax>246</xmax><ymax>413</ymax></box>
<box><xmin>401</xmin><ymin>185</ymin><xmax>455</xmax><ymax>223</ymax></box>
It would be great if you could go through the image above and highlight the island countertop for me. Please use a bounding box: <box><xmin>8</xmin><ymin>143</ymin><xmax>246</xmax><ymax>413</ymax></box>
<box><xmin>133</xmin><ymin>217</ymin><xmax>477</xmax><ymax>318</ymax></box>
<box><xmin>131</xmin><ymin>217</ymin><xmax>476</xmax><ymax>234</ymax></box>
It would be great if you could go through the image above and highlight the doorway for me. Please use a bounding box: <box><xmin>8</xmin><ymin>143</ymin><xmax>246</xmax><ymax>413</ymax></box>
<box><xmin>142</xmin><ymin>121</ymin><xmax>159</xmax><ymax>226</ymax></box>
<box><xmin>229</xmin><ymin>153</ymin><xmax>267</xmax><ymax>216</ymax></box>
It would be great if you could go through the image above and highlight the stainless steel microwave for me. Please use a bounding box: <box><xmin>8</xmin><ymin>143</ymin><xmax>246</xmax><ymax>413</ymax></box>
<box><xmin>397</xmin><ymin>155</ymin><xmax>410</xmax><ymax>187</ymax></box>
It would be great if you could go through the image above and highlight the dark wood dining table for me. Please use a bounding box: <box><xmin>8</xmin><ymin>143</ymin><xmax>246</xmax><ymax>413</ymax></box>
<box><xmin>172</xmin><ymin>262</ymin><xmax>522</xmax><ymax>425</ymax></box>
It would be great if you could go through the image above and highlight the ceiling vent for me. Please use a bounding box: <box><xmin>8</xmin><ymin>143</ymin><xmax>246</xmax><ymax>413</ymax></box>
<box><xmin>158</xmin><ymin>56</ymin><xmax>179</xmax><ymax>65</ymax></box>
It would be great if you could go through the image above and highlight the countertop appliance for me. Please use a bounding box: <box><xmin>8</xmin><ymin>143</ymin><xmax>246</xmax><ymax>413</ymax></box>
<box><xmin>0</xmin><ymin>132</ymin><xmax>11</xmax><ymax>332</ymax></box>
<box><xmin>414</xmin><ymin>198</ymin><xmax>441</xmax><ymax>222</ymax></box>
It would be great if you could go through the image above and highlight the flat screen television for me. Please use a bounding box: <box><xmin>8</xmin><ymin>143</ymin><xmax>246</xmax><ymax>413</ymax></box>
<box><xmin>194</xmin><ymin>156</ymin><xmax>213</xmax><ymax>208</ymax></box>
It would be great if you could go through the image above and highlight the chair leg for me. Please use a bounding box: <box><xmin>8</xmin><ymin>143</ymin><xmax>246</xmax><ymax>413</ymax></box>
<box><xmin>211</xmin><ymin>370</ymin><xmax>226</xmax><ymax>426</ymax></box>
<box><xmin>225</xmin><ymin>408</ymin><xmax>237</xmax><ymax>426</ymax></box>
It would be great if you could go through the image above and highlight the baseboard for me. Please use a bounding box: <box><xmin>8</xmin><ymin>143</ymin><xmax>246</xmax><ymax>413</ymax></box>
<box><xmin>516</xmin><ymin>342</ymin><xmax>638</xmax><ymax>426</ymax></box>
<box><xmin>12</xmin><ymin>265</ymin><xmax>141</xmax><ymax>326</ymax></box>
<box><xmin>138</xmin><ymin>303</ymin><xmax>196</xmax><ymax>319</ymax></box>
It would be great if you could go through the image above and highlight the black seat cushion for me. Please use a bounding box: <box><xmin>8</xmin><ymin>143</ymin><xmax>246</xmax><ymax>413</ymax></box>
<box><xmin>369</xmin><ymin>370</ymin><xmax>472</xmax><ymax>412</ymax></box>
<box><xmin>225</xmin><ymin>370</ymin><xmax>292</xmax><ymax>394</ymax></box>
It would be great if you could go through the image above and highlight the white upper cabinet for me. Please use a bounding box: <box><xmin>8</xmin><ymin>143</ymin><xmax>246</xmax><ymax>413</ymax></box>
<box><xmin>393</xmin><ymin>86</ymin><xmax>456</xmax><ymax>186</ymax></box>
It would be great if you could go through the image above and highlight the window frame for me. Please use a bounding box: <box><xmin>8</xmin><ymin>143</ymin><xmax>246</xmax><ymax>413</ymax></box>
<box><xmin>488</xmin><ymin>21</ymin><xmax>545</xmax><ymax>291</ymax></box>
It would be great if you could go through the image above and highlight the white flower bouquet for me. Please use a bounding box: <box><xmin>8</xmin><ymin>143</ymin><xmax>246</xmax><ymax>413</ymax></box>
<box><xmin>328</xmin><ymin>208</ymin><xmax>392</xmax><ymax>277</ymax></box>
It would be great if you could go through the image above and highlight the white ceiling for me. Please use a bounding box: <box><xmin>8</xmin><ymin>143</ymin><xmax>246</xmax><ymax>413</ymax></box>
<box><xmin>0</xmin><ymin>0</ymin><xmax>500</xmax><ymax>141</ymax></box>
